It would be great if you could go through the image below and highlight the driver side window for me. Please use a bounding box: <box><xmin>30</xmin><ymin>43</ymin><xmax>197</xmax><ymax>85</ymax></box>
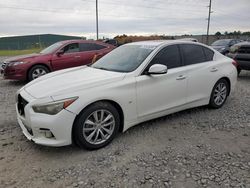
<box><xmin>63</xmin><ymin>43</ymin><xmax>80</xmax><ymax>53</ymax></box>
<box><xmin>150</xmin><ymin>45</ymin><xmax>182</xmax><ymax>69</ymax></box>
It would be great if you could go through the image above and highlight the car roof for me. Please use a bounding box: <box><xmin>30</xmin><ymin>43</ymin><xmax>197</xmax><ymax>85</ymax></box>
<box><xmin>213</xmin><ymin>39</ymin><xmax>235</xmax><ymax>43</ymax></box>
<box><xmin>125</xmin><ymin>40</ymin><xmax>204</xmax><ymax>48</ymax></box>
<box><xmin>178</xmin><ymin>38</ymin><xmax>198</xmax><ymax>42</ymax></box>
<box><xmin>234</xmin><ymin>41</ymin><xmax>250</xmax><ymax>47</ymax></box>
<box><xmin>58</xmin><ymin>39</ymin><xmax>114</xmax><ymax>47</ymax></box>
<box><xmin>59</xmin><ymin>39</ymin><xmax>105</xmax><ymax>44</ymax></box>
<box><xmin>125</xmin><ymin>40</ymin><xmax>168</xmax><ymax>46</ymax></box>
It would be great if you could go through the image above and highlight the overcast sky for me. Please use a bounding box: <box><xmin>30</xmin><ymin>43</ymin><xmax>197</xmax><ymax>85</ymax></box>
<box><xmin>0</xmin><ymin>0</ymin><xmax>249</xmax><ymax>39</ymax></box>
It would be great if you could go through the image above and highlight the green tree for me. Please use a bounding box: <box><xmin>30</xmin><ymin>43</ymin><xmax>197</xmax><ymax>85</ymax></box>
<box><xmin>215</xmin><ymin>31</ymin><xmax>221</xmax><ymax>36</ymax></box>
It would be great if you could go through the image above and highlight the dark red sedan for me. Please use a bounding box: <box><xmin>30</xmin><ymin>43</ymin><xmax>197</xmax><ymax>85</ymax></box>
<box><xmin>1</xmin><ymin>40</ymin><xmax>115</xmax><ymax>81</ymax></box>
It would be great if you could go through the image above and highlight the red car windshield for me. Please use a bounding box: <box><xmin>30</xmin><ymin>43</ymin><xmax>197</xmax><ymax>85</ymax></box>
<box><xmin>40</xmin><ymin>42</ymin><xmax>63</xmax><ymax>54</ymax></box>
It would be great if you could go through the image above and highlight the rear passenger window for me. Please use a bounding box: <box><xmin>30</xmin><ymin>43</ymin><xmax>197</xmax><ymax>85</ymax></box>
<box><xmin>203</xmin><ymin>47</ymin><xmax>214</xmax><ymax>61</ymax></box>
<box><xmin>150</xmin><ymin>45</ymin><xmax>182</xmax><ymax>69</ymax></box>
<box><xmin>80</xmin><ymin>43</ymin><xmax>106</xmax><ymax>51</ymax></box>
<box><xmin>94</xmin><ymin>44</ymin><xmax>106</xmax><ymax>50</ymax></box>
<box><xmin>80</xmin><ymin>43</ymin><xmax>94</xmax><ymax>51</ymax></box>
<box><xmin>181</xmin><ymin>44</ymin><xmax>206</xmax><ymax>65</ymax></box>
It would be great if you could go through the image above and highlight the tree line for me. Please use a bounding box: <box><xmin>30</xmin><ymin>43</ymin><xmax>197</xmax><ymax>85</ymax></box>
<box><xmin>215</xmin><ymin>31</ymin><xmax>250</xmax><ymax>36</ymax></box>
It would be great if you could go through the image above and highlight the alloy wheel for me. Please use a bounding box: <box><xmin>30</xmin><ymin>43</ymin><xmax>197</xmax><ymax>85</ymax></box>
<box><xmin>82</xmin><ymin>110</ymin><xmax>115</xmax><ymax>145</ymax></box>
<box><xmin>213</xmin><ymin>82</ymin><xmax>227</xmax><ymax>106</ymax></box>
<box><xmin>32</xmin><ymin>68</ymin><xmax>47</xmax><ymax>79</ymax></box>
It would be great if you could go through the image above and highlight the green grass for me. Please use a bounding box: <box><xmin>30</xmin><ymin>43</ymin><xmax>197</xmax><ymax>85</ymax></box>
<box><xmin>0</xmin><ymin>48</ymin><xmax>43</xmax><ymax>56</ymax></box>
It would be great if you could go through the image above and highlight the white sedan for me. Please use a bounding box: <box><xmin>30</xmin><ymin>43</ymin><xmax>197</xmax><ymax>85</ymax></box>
<box><xmin>16</xmin><ymin>40</ymin><xmax>237</xmax><ymax>149</ymax></box>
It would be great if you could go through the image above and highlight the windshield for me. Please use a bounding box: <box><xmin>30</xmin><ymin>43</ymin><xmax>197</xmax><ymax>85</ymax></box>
<box><xmin>40</xmin><ymin>42</ymin><xmax>63</xmax><ymax>54</ymax></box>
<box><xmin>212</xmin><ymin>40</ymin><xmax>231</xmax><ymax>46</ymax></box>
<box><xmin>91</xmin><ymin>44</ymin><xmax>155</xmax><ymax>72</ymax></box>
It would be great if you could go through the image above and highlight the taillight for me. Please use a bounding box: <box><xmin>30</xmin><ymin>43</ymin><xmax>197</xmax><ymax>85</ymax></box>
<box><xmin>232</xmin><ymin>60</ymin><xmax>238</xmax><ymax>68</ymax></box>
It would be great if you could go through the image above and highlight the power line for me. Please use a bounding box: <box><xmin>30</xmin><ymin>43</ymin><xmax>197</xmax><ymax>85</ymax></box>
<box><xmin>81</xmin><ymin>0</ymin><xmax>206</xmax><ymax>13</ymax></box>
<box><xmin>141</xmin><ymin>0</ymin><xmax>208</xmax><ymax>8</ymax></box>
<box><xmin>0</xmin><ymin>4</ymin><xmax>92</xmax><ymax>15</ymax></box>
<box><xmin>0</xmin><ymin>4</ymin><xmax>206</xmax><ymax>20</ymax></box>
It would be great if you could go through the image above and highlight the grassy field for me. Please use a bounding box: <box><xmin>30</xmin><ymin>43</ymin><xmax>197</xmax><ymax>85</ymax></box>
<box><xmin>0</xmin><ymin>48</ymin><xmax>42</xmax><ymax>56</ymax></box>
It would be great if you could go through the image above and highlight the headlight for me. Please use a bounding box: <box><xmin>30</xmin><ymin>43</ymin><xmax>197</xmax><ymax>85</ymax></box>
<box><xmin>32</xmin><ymin>97</ymin><xmax>78</xmax><ymax>115</ymax></box>
<box><xmin>8</xmin><ymin>61</ymin><xmax>26</xmax><ymax>66</ymax></box>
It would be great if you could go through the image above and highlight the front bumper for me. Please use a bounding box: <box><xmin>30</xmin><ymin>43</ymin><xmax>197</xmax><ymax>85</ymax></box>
<box><xmin>16</xmin><ymin>89</ymin><xmax>76</xmax><ymax>147</ymax></box>
<box><xmin>3</xmin><ymin>66</ymin><xmax>27</xmax><ymax>80</ymax></box>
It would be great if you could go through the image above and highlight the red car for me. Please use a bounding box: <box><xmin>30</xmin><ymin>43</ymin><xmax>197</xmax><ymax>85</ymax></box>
<box><xmin>1</xmin><ymin>40</ymin><xmax>115</xmax><ymax>81</ymax></box>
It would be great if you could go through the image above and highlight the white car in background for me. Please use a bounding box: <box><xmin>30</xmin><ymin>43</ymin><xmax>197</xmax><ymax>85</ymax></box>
<box><xmin>16</xmin><ymin>40</ymin><xmax>237</xmax><ymax>150</ymax></box>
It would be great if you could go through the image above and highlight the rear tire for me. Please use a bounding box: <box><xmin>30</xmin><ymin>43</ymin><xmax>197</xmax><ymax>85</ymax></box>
<box><xmin>73</xmin><ymin>102</ymin><xmax>120</xmax><ymax>150</ymax></box>
<box><xmin>28</xmin><ymin>65</ymin><xmax>49</xmax><ymax>81</ymax></box>
<box><xmin>209</xmin><ymin>79</ymin><xmax>229</xmax><ymax>109</ymax></box>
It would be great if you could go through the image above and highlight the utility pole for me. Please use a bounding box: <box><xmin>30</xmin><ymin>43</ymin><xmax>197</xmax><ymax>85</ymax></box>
<box><xmin>96</xmin><ymin>0</ymin><xmax>99</xmax><ymax>40</ymax></box>
<box><xmin>206</xmin><ymin>0</ymin><xmax>212</xmax><ymax>45</ymax></box>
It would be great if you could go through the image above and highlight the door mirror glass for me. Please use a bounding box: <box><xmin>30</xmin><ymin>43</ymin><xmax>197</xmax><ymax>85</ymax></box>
<box><xmin>148</xmin><ymin>64</ymin><xmax>168</xmax><ymax>75</ymax></box>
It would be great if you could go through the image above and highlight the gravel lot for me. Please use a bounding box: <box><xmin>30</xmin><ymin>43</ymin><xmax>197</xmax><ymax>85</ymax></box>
<box><xmin>0</xmin><ymin>56</ymin><xmax>250</xmax><ymax>188</ymax></box>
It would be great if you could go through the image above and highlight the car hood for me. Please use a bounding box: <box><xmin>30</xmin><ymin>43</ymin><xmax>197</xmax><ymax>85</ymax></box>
<box><xmin>24</xmin><ymin>66</ymin><xmax>126</xmax><ymax>99</ymax></box>
<box><xmin>4</xmin><ymin>53</ymin><xmax>41</xmax><ymax>62</ymax></box>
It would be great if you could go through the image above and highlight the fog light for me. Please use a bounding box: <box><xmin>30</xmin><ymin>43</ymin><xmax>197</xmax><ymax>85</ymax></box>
<box><xmin>39</xmin><ymin>128</ymin><xmax>54</xmax><ymax>138</ymax></box>
<box><xmin>45</xmin><ymin>131</ymin><xmax>53</xmax><ymax>138</ymax></box>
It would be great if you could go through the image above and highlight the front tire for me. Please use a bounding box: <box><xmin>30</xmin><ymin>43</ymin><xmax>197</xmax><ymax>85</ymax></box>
<box><xmin>73</xmin><ymin>102</ymin><xmax>120</xmax><ymax>150</ymax></box>
<box><xmin>209</xmin><ymin>79</ymin><xmax>229</xmax><ymax>108</ymax></box>
<box><xmin>28</xmin><ymin>65</ymin><xmax>49</xmax><ymax>81</ymax></box>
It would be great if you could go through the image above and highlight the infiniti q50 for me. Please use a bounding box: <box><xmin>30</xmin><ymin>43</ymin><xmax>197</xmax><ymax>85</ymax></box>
<box><xmin>16</xmin><ymin>40</ymin><xmax>237</xmax><ymax>149</ymax></box>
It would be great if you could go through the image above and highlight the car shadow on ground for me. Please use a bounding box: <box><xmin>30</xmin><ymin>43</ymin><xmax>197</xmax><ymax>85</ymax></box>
<box><xmin>238</xmin><ymin>75</ymin><xmax>250</xmax><ymax>81</ymax></box>
<box><xmin>1</xmin><ymin>80</ymin><xmax>27</xmax><ymax>86</ymax></box>
<box><xmin>27</xmin><ymin>105</ymin><xmax>211</xmax><ymax>155</ymax></box>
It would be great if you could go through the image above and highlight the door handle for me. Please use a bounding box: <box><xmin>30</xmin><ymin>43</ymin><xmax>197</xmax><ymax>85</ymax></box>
<box><xmin>75</xmin><ymin>56</ymin><xmax>81</xmax><ymax>58</ymax></box>
<box><xmin>176</xmin><ymin>75</ymin><xmax>186</xmax><ymax>80</ymax></box>
<box><xmin>210</xmin><ymin>67</ymin><xmax>218</xmax><ymax>72</ymax></box>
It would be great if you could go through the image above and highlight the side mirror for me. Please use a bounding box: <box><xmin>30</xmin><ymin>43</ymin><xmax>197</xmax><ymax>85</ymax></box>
<box><xmin>56</xmin><ymin>49</ymin><xmax>64</xmax><ymax>56</ymax></box>
<box><xmin>147</xmin><ymin>64</ymin><xmax>168</xmax><ymax>75</ymax></box>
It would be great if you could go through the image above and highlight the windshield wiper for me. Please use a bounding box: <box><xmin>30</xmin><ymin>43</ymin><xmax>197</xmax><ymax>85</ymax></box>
<box><xmin>92</xmin><ymin>66</ymin><xmax>110</xmax><ymax>71</ymax></box>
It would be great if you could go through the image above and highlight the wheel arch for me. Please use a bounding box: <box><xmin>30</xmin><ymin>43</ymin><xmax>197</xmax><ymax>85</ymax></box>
<box><xmin>220</xmin><ymin>77</ymin><xmax>231</xmax><ymax>96</ymax></box>
<box><xmin>26</xmin><ymin>63</ymin><xmax>51</xmax><ymax>80</ymax></box>
<box><xmin>212</xmin><ymin>77</ymin><xmax>231</xmax><ymax>97</ymax></box>
<box><xmin>72</xmin><ymin>99</ymin><xmax>125</xmax><ymax>143</ymax></box>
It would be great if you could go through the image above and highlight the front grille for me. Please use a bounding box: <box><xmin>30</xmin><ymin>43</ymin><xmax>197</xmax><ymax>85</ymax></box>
<box><xmin>17</xmin><ymin>94</ymin><xmax>28</xmax><ymax>116</ymax></box>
